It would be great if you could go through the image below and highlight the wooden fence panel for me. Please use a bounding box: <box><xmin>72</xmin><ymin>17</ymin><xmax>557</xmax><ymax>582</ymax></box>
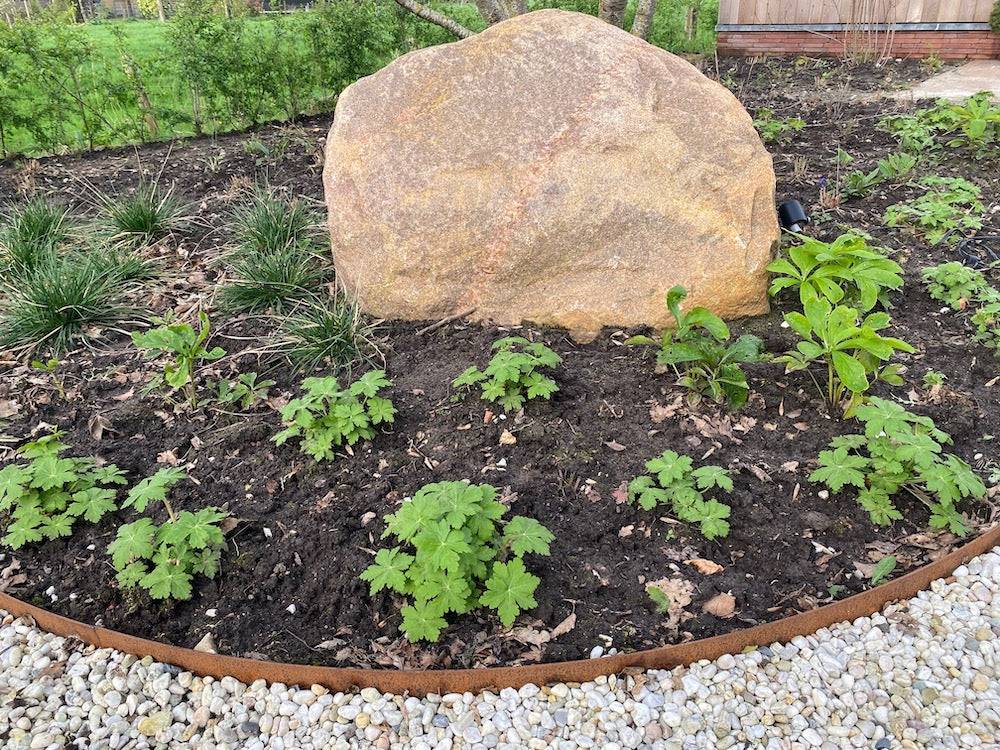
<box><xmin>717</xmin><ymin>0</ymin><xmax>994</xmax><ymax>24</ymax></box>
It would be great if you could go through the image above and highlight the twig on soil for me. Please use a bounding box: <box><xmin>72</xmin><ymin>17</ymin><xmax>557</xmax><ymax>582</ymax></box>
<box><xmin>416</xmin><ymin>307</ymin><xmax>477</xmax><ymax>336</ymax></box>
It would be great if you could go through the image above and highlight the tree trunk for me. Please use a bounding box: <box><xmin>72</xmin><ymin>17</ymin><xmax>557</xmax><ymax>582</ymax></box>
<box><xmin>393</xmin><ymin>0</ymin><xmax>475</xmax><ymax>38</ymax></box>
<box><xmin>629</xmin><ymin>0</ymin><xmax>656</xmax><ymax>40</ymax></box>
<box><xmin>156</xmin><ymin>0</ymin><xmax>165</xmax><ymax>22</ymax></box>
<box><xmin>598</xmin><ymin>0</ymin><xmax>627</xmax><ymax>29</ymax></box>
<box><xmin>473</xmin><ymin>0</ymin><xmax>504</xmax><ymax>25</ymax></box>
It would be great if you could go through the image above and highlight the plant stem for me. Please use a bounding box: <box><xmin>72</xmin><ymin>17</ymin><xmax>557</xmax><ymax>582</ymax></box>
<box><xmin>161</xmin><ymin>497</ymin><xmax>177</xmax><ymax>523</ymax></box>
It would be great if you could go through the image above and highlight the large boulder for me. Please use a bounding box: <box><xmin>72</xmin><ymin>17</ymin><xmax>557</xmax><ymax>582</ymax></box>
<box><xmin>323</xmin><ymin>9</ymin><xmax>778</xmax><ymax>341</ymax></box>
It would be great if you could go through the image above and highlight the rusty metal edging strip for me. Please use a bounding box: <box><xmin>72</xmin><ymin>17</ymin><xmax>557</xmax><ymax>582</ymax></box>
<box><xmin>2</xmin><ymin>524</ymin><xmax>998</xmax><ymax>697</ymax></box>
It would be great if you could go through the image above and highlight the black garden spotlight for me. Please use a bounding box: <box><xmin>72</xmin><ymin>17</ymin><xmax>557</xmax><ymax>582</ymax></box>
<box><xmin>777</xmin><ymin>200</ymin><xmax>810</xmax><ymax>233</ymax></box>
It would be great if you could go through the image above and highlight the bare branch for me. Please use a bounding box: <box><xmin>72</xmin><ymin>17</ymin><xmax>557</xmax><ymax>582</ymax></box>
<box><xmin>393</xmin><ymin>0</ymin><xmax>476</xmax><ymax>39</ymax></box>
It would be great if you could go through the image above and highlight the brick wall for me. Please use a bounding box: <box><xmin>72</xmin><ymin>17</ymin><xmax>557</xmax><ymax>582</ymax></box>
<box><xmin>716</xmin><ymin>30</ymin><xmax>1000</xmax><ymax>60</ymax></box>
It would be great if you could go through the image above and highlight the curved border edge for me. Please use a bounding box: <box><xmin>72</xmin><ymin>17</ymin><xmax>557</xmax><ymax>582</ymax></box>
<box><xmin>2</xmin><ymin>523</ymin><xmax>997</xmax><ymax>697</ymax></box>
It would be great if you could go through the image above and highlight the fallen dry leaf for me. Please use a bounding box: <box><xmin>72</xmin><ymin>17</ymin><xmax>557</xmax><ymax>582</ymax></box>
<box><xmin>111</xmin><ymin>388</ymin><xmax>135</xmax><ymax>402</ymax></box>
<box><xmin>550</xmin><ymin>613</ymin><xmax>576</xmax><ymax>639</ymax></box>
<box><xmin>157</xmin><ymin>449</ymin><xmax>179</xmax><ymax>466</ymax></box>
<box><xmin>684</xmin><ymin>558</ymin><xmax>723</xmax><ymax>575</ymax></box>
<box><xmin>612</xmin><ymin>482</ymin><xmax>629</xmax><ymax>505</ymax></box>
<box><xmin>702</xmin><ymin>592</ymin><xmax>736</xmax><ymax>619</ymax></box>
<box><xmin>646</xmin><ymin>577</ymin><xmax>694</xmax><ymax>630</ymax></box>
<box><xmin>0</xmin><ymin>399</ymin><xmax>19</xmax><ymax>418</ymax></box>
<box><xmin>88</xmin><ymin>414</ymin><xmax>111</xmax><ymax>440</ymax></box>
<box><xmin>219</xmin><ymin>517</ymin><xmax>243</xmax><ymax>535</ymax></box>
<box><xmin>499</xmin><ymin>429</ymin><xmax>516</xmax><ymax>446</ymax></box>
<box><xmin>618</xmin><ymin>525</ymin><xmax>634</xmax><ymax>538</ymax></box>
<box><xmin>854</xmin><ymin>561</ymin><xmax>877</xmax><ymax>578</ymax></box>
<box><xmin>604</xmin><ymin>440</ymin><xmax>626</xmax><ymax>452</ymax></box>
<box><xmin>509</xmin><ymin>627</ymin><xmax>551</xmax><ymax>646</ymax></box>
<box><xmin>360</xmin><ymin>511</ymin><xmax>377</xmax><ymax>526</ymax></box>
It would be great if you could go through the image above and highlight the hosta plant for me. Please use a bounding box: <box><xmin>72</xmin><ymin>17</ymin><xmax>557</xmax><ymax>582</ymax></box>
<box><xmin>360</xmin><ymin>481</ymin><xmax>554</xmax><ymax>642</ymax></box>
<box><xmin>132</xmin><ymin>311</ymin><xmax>226</xmax><ymax>408</ymax></box>
<box><xmin>628</xmin><ymin>450</ymin><xmax>733</xmax><ymax>541</ymax></box>
<box><xmin>273</xmin><ymin>370</ymin><xmax>396</xmax><ymax>461</ymax></box>
<box><xmin>452</xmin><ymin>336</ymin><xmax>561</xmax><ymax>412</ymax></box>
<box><xmin>810</xmin><ymin>398</ymin><xmax>986</xmax><ymax>535</ymax></box>
<box><xmin>628</xmin><ymin>286</ymin><xmax>762</xmax><ymax>409</ymax></box>
<box><xmin>775</xmin><ymin>297</ymin><xmax>914</xmax><ymax>417</ymax></box>
<box><xmin>0</xmin><ymin>432</ymin><xmax>126</xmax><ymax>549</ymax></box>
<box><xmin>768</xmin><ymin>233</ymin><xmax>903</xmax><ymax>312</ymax></box>
<box><xmin>108</xmin><ymin>467</ymin><xmax>228</xmax><ymax>601</ymax></box>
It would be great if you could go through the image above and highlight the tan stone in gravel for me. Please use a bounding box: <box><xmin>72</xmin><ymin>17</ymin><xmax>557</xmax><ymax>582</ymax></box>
<box><xmin>323</xmin><ymin>9</ymin><xmax>777</xmax><ymax>341</ymax></box>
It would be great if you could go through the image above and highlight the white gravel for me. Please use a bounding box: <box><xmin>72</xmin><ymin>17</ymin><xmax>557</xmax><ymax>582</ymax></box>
<box><xmin>2</xmin><ymin>548</ymin><xmax>999</xmax><ymax>749</ymax></box>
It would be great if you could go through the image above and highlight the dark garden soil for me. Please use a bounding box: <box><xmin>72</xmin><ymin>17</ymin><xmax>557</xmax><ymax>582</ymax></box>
<box><xmin>0</xmin><ymin>56</ymin><xmax>998</xmax><ymax>671</ymax></box>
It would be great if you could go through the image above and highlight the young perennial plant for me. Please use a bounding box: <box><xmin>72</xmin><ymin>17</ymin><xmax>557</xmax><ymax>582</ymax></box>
<box><xmin>131</xmin><ymin>311</ymin><xmax>226</xmax><ymax>409</ymax></box>
<box><xmin>775</xmin><ymin>297</ymin><xmax>914</xmax><ymax>417</ymax></box>
<box><xmin>109</xmin><ymin>467</ymin><xmax>228</xmax><ymax>601</ymax></box>
<box><xmin>627</xmin><ymin>286</ymin><xmax>761</xmax><ymax>409</ymax></box>
<box><xmin>273</xmin><ymin>370</ymin><xmax>396</xmax><ymax>461</ymax></box>
<box><xmin>810</xmin><ymin>398</ymin><xmax>986</xmax><ymax>535</ymax></box>
<box><xmin>452</xmin><ymin>336</ymin><xmax>561</xmax><ymax>412</ymax></box>
<box><xmin>627</xmin><ymin>450</ymin><xmax>733</xmax><ymax>541</ymax></box>
<box><xmin>768</xmin><ymin>233</ymin><xmax>903</xmax><ymax>312</ymax></box>
<box><xmin>360</xmin><ymin>481</ymin><xmax>554</xmax><ymax>642</ymax></box>
<box><xmin>0</xmin><ymin>432</ymin><xmax>126</xmax><ymax>549</ymax></box>
<box><xmin>884</xmin><ymin>176</ymin><xmax>983</xmax><ymax>245</ymax></box>
<box><xmin>920</xmin><ymin>261</ymin><xmax>996</xmax><ymax>310</ymax></box>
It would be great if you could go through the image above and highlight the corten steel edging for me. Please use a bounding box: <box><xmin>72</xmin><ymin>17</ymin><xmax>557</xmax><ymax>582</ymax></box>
<box><xmin>2</xmin><ymin>524</ymin><xmax>998</xmax><ymax>697</ymax></box>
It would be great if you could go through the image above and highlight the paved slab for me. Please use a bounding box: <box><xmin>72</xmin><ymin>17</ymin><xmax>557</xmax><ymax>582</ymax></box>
<box><xmin>891</xmin><ymin>59</ymin><xmax>1000</xmax><ymax>103</ymax></box>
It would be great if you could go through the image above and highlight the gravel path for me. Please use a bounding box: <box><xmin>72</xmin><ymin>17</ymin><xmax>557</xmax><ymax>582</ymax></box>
<box><xmin>2</xmin><ymin>548</ymin><xmax>999</xmax><ymax>750</ymax></box>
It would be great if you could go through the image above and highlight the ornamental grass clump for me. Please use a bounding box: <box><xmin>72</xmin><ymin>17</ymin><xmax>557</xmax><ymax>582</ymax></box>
<box><xmin>360</xmin><ymin>480</ymin><xmax>554</xmax><ymax>642</ymax></box>
<box><xmin>100</xmin><ymin>179</ymin><xmax>189</xmax><ymax>247</ymax></box>
<box><xmin>219</xmin><ymin>188</ymin><xmax>329</xmax><ymax>314</ymax></box>
<box><xmin>0</xmin><ymin>252</ymin><xmax>141</xmax><ymax>356</ymax></box>
<box><xmin>0</xmin><ymin>197</ymin><xmax>73</xmax><ymax>280</ymax></box>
